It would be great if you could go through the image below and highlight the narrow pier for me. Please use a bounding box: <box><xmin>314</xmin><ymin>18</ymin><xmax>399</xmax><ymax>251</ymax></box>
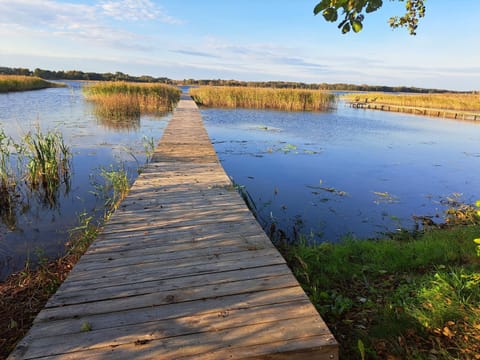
<box><xmin>349</xmin><ymin>101</ymin><xmax>479</xmax><ymax>121</ymax></box>
<box><xmin>9</xmin><ymin>95</ymin><xmax>338</xmax><ymax>359</ymax></box>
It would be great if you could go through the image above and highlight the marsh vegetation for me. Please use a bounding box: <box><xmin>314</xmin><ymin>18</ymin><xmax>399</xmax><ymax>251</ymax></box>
<box><xmin>0</xmin><ymin>75</ymin><xmax>64</xmax><ymax>93</ymax></box>
<box><xmin>190</xmin><ymin>86</ymin><xmax>336</xmax><ymax>111</ymax></box>
<box><xmin>83</xmin><ymin>82</ymin><xmax>181</xmax><ymax>120</ymax></box>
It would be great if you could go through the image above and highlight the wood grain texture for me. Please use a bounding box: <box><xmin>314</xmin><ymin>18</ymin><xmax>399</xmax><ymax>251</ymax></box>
<box><xmin>9</xmin><ymin>95</ymin><xmax>338</xmax><ymax>360</ymax></box>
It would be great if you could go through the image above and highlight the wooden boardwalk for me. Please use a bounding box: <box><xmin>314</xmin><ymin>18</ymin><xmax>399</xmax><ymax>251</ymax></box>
<box><xmin>9</xmin><ymin>95</ymin><xmax>338</xmax><ymax>359</ymax></box>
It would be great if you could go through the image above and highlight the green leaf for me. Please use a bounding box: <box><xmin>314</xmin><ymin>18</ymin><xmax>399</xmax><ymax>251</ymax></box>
<box><xmin>352</xmin><ymin>20</ymin><xmax>363</xmax><ymax>32</ymax></box>
<box><xmin>322</xmin><ymin>8</ymin><xmax>338</xmax><ymax>22</ymax></box>
<box><xmin>313</xmin><ymin>0</ymin><xmax>331</xmax><ymax>15</ymax></box>
<box><xmin>366</xmin><ymin>0</ymin><xmax>383</xmax><ymax>13</ymax></box>
<box><xmin>313</xmin><ymin>3</ymin><xmax>324</xmax><ymax>15</ymax></box>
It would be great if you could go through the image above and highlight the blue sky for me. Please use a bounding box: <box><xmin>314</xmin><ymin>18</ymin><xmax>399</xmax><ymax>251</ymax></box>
<box><xmin>0</xmin><ymin>0</ymin><xmax>479</xmax><ymax>91</ymax></box>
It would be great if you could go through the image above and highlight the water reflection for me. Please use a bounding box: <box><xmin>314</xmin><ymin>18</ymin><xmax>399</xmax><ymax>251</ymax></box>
<box><xmin>0</xmin><ymin>81</ymin><xmax>171</xmax><ymax>280</ymax></box>
<box><xmin>203</xmin><ymin>106</ymin><xmax>480</xmax><ymax>243</ymax></box>
<box><xmin>96</xmin><ymin>113</ymin><xmax>141</xmax><ymax>131</ymax></box>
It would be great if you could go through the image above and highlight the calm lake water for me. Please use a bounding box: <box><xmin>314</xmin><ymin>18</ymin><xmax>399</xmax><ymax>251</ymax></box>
<box><xmin>0</xmin><ymin>82</ymin><xmax>171</xmax><ymax>280</ymax></box>
<box><xmin>202</xmin><ymin>106</ymin><xmax>480</xmax><ymax>242</ymax></box>
<box><xmin>1</xmin><ymin>85</ymin><xmax>479</xmax><ymax>280</ymax></box>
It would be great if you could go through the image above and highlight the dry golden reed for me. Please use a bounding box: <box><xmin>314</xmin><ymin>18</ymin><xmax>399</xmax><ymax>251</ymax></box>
<box><xmin>83</xmin><ymin>82</ymin><xmax>181</xmax><ymax>119</ymax></box>
<box><xmin>0</xmin><ymin>75</ymin><xmax>62</xmax><ymax>92</ymax></box>
<box><xmin>343</xmin><ymin>92</ymin><xmax>480</xmax><ymax>112</ymax></box>
<box><xmin>190</xmin><ymin>86</ymin><xmax>336</xmax><ymax>111</ymax></box>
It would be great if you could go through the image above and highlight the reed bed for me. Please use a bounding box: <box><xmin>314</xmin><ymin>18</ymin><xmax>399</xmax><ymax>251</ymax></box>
<box><xmin>23</xmin><ymin>128</ymin><xmax>71</xmax><ymax>203</ymax></box>
<box><xmin>0</xmin><ymin>126</ymin><xmax>72</xmax><ymax>217</ymax></box>
<box><xmin>343</xmin><ymin>92</ymin><xmax>480</xmax><ymax>112</ymax></box>
<box><xmin>83</xmin><ymin>82</ymin><xmax>181</xmax><ymax>119</ymax></box>
<box><xmin>0</xmin><ymin>75</ymin><xmax>63</xmax><ymax>93</ymax></box>
<box><xmin>190</xmin><ymin>86</ymin><xmax>337</xmax><ymax>111</ymax></box>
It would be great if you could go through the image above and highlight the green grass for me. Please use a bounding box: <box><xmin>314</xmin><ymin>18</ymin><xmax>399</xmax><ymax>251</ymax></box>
<box><xmin>190</xmin><ymin>86</ymin><xmax>337</xmax><ymax>111</ymax></box>
<box><xmin>281</xmin><ymin>224</ymin><xmax>480</xmax><ymax>359</ymax></box>
<box><xmin>83</xmin><ymin>81</ymin><xmax>181</xmax><ymax>119</ymax></box>
<box><xmin>0</xmin><ymin>75</ymin><xmax>64</xmax><ymax>93</ymax></box>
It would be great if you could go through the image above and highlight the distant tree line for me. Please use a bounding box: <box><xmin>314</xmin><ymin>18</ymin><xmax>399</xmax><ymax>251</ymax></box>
<box><xmin>0</xmin><ymin>66</ymin><xmax>462</xmax><ymax>93</ymax></box>
<box><xmin>0</xmin><ymin>67</ymin><xmax>174</xmax><ymax>84</ymax></box>
<box><xmin>180</xmin><ymin>78</ymin><xmax>455</xmax><ymax>94</ymax></box>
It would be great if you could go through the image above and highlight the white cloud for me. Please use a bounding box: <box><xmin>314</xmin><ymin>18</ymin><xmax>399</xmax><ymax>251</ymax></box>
<box><xmin>0</xmin><ymin>0</ymin><xmax>180</xmax><ymax>52</ymax></box>
<box><xmin>99</xmin><ymin>0</ymin><xmax>182</xmax><ymax>24</ymax></box>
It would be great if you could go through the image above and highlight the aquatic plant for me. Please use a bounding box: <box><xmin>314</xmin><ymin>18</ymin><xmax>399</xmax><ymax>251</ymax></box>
<box><xmin>94</xmin><ymin>165</ymin><xmax>130</xmax><ymax>213</ymax></box>
<box><xmin>0</xmin><ymin>129</ymin><xmax>25</xmax><ymax>229</ymax></box>
<box><xmin>0</xmin><ymin>75</ymin><xmax>64</xmax><ymax>93</ymax></box>
<box><xmin>142</xmin><ymin>136</ymin><xmax>156</xmax><ymax>163</ymax></box>
<box><xmin>343</xmin><ymin>92</ymin><xmax>480</xmax><ymax>112</ymax></box>
<box><xmin>23</xmin><ymin>128</ymin><xmax>71</xmax><ymax>206</ymax></box>
<box><xmin>83</xmin><ymin>82</ymin><xmax>181</xmax><ymax>119</ymax></box>
<box><xmin>190</xmin><ymin>86</ymin><xmax>337</xmax><ymax>111</ymax></box>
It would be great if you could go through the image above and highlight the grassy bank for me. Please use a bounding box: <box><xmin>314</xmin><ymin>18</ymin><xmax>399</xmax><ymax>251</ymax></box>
<box><xmin>83</xmin><ymin>82</ymin><xmax>181</xmax><ymax>119</ymax></box>
<box><xmin>0</xmin><ymin>75</ymin><xmax>64</xmax><ymax>93</ymax></box>
<box><xmin>343</xmin><ymin>92</ymin><xmax>480</xmax><ymax>112</ymax></box>
<box><xmin>281</xmin><ymin>222</ymin><xmax>480</xmax><ymax>359</ymax></box>
<box><xmin>190</xmin><ymin>86</ymin><xmax>337</xmax><ymax>111</ymax></box>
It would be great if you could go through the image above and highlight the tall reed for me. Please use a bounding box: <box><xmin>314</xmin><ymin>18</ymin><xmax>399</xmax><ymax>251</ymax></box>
<box><xmin>343</xmin><ymin>92</ymin><xmax>480</xmax><ymax>112</ymax></box>
<box><xmin>83</xmin><ymin>82</ymin><xmax>181</xmax><ymax>120</ymax></box>
<box><xmin>190</xmin><ymin>86</ymin><xmax>337</xmax><ymax>111</ymax></box>
<box><xmin>23</xmin><ymin>128</ymin><xmax>71</xmax><ymax>206</ymax></box>
<box><xmin>0</xmin><ymin>75</ymin><xmax>63</xmax><ymax>93</ymax></box>
<box><xmin>0</xmin><ymin>129</ymin><xmax>19</xmax><ymax>229</ymax></box>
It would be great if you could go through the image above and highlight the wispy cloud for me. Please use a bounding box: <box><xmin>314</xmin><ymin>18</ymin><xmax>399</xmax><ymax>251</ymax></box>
<box><xmin>99</xmin><ymin>0</ymin><xmax>182</xmax><ymax>24</ymax></box>
<box><xmin>170</xmin><ymin>49</ymin><xmax>220</xmax><ymax>58</ymax></box>
<box><xmin>0</xmin><ymin>0</ymin><xmax>181</xmax><ymax>51</ymax></box>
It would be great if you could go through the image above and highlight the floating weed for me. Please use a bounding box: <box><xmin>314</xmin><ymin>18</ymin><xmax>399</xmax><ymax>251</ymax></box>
<box><xmin>307</xmin><ymin>181</ymin><xmax>348</xmax><ymax>197</ymax></box>
<box><xmin>373</xmin><ymin>191</ymin><xmax>399</xmax><ymax>204</ymax></box>
<box><xmin>282</xmin><ymin>143</ymin><xmax>298</xmax><ymax>153</ymax></box>
<box><xmin>256</xmin><ymin>125</ymin><xmax>281</xmax><ymax>132</ymax></box>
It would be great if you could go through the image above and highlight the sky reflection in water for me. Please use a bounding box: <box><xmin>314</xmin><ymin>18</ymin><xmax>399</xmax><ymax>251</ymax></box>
<box><xmin>202</xmin><ymin>106</ymin><xmax>480</xmax><ymax>243</ymax></box>
<box><xmin>0</xmin><ymin>82</ymin><xmax>171</xmax><ymax>280</ymax></box>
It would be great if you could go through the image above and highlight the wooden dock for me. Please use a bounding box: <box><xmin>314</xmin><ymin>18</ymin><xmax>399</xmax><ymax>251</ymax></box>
<box><xmin>349</xmin><ymin>101</ymin><xmax>479</xmax><ymax>121</ymax></box>
<box><xmin>9</xmin><ymin>95</ymin><xmax>338</xmax><ymax>359</ymax></box>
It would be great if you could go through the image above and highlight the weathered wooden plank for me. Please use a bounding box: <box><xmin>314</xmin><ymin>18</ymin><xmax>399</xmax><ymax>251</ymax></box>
<box><xmin>71</xmin><ymin>238</ymin><xmax>271</xmax><ymax>271</ymax></box>
<box><xmin>27</xmin><ymin>287</ymin><xmax>308</xmax><ymax>339</ymax></box>
<box><xmin>53</xmin><ymin>252</ymin><xmax>286</xmax><ymax>293</ymax></box>
<box><xmin>37</xmin><ymin>274</ymin><xmax>299</xmax><ymax>323</ymax></box>
<box><xmin>86</xmin><ymin>229</ymin><xmax>267</xmax><ymax>255</ymax></box>
<box><xmin>66</xmin><ymin>247</ymin><xmax>281</xmax><ymax>280</ymax></box>
<box><xmin>19</xmin><ymin>317</ymin><xmax>336</xmax><ymax>360</ymax></box>
<box><xmin>47</xmin><ymin>264</ymin><xmax>291</xmax><ymax>306</ymax></box>
<box><xmin>21</xmin><ymin>301</ymin><xmax>323</xmax><ymax>359</ymax></box>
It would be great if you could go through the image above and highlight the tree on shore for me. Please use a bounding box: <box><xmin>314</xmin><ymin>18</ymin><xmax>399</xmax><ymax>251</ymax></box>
<box><xmin>314</xmin><ymin>0</ymin><xmax>425</xmax><ymax>35</ymax></box>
